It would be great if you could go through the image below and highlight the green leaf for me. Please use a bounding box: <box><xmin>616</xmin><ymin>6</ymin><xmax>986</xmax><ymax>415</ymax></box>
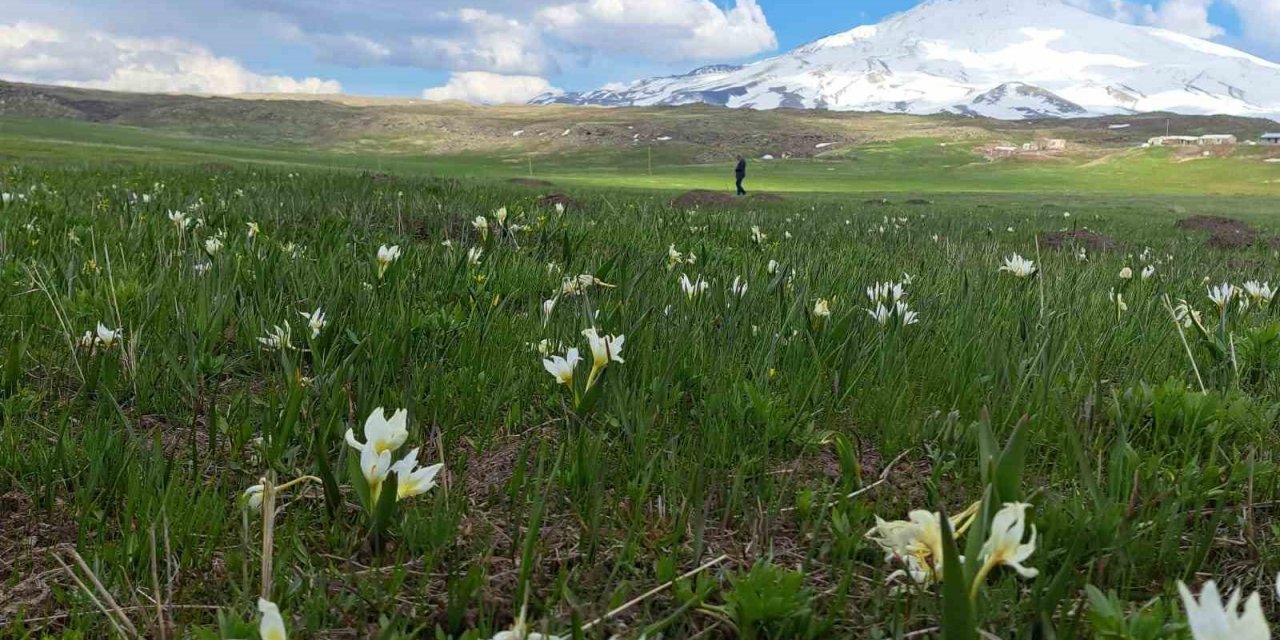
<box><xmin>994</xmin><ymin>415</ymin><xmax>1030</xmax><ymax>503</ymax></box>
<box><xmin>939</xmin><ymin>505</ymin><xmax>977</xmax><ymax>640</ymax></box>
<box><xmin>313</xmin><ymin>424</ymin><xmax>342</xmax><ymax>521</ymax></box>
<box><xmin>368</xmin><ymin>472</ymin><xmax>399</xmax><ymax>554</ymax></box>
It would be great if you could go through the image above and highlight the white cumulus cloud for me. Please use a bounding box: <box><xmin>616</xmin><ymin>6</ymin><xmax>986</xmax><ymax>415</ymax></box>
<box><xmin>1224</xmin><ymin>0</ymin><xmax>1280</xmax><ymax>44</ymax></box>
<box><xmin>0</xmin><ymin>20</ymin><xmax>340</xmax><ymax>94</ymax></box>
<box><xmin>536</xmin><ymin>0</ymin><xmax>776</xmax><ymax>60</ymax></box>
<box><xmin>1140</xmin><ymin>0</ymin><xmax>1223</xmax><ymax>38</ymax></box>
<box><xmin>421</xmin><ymin>71</ymin><xmax>560</xmax><ymax>104</ymax></box>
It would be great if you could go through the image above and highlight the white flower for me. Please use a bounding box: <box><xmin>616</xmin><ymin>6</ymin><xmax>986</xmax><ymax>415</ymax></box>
<box><xmin>784</xmin><ymin>231</ymin><xmax>793</xmax><ymax>240</ymax></box>
<box><xmin>1</xmin><ymin>193</ymin><xmax>11</xmax><ymax>204</ymax></box>
<box><xmin>246</xmin><ymin>221</ymin><xmax>260</xmax><ymax>239</ymax></box>
<box><xmin>441</xmin><ymin>239</ymin><xmax>454</xmax><ymax>249</ymax></box>
<box><xmin>730</xmin><ymin>276</ymin><xmax>748</xmax><ymax>297</ymax></box>
<box><xmin>679</xmin><ymin>274</ymin><xmax>709</xmax><ymax>300</ymax></box>
<box><xmin>998</xmin><ymin>254</ymin><xmax>1036</xmax><ymax>278</ymax></box>
<box><xmin>1141</xmin><ymin>265</ymin><xmax>1156</xmax><ymax>280</ymax></box>
<box><xmin>1174</xmin><ymin>299</ymin><xmax>1204</xmax><ymax>330</ymax></box>
<box><xmin>767</xmin><ymin>259</ymin><xmax>780</xmax><ymax>275</ymax></box>
<box><xmin>490</xmin><ymin>611</ymin><xmax>564</xmax><ymax>640</ymax></box>
<box><xmin>258</xmin><ymin>598</ymin><xmax>288</xmax><ymax>640</ymax></box>
<box><xmin>867</xmin><ymin>282</ymin><xmax>906</xmax><ymax>304</ymax></box>
<box><xmin>468</xmin><ymin>247</ymin><xmax>484</xmax><ymax>266</ymax></box>
<box><xmin>473</xmin><ymin>215</ymin><xmax>489</xmax><ymax>239</ymax></box>
<box><xmin>750</xmin><ymin>225</ymin><xmax>767</xmax><ymax>244</ymax></box>
<box><xmin>813</xmin><ymin>298</ymin><xmax>832</xmax><ymax>318</ymax></box>
<box><xmin>582</xmin><ymin>328</ymin><xmax>624</xmax><ymax>389</ymax></box>
<box><xmin>257</xmin><ymin>324</ymin><xmax>294</xmax><ymax>351</ymax></box>
<box><xmin>167</xmin><ymin>210</ymin><xmax>190</xmax><ymax>231</ymax></box>
<box><xmin>1178</xmin><ymin>580</ymin><xmax>1270</xmax><ymax>640</ymax></box>
<box><xmin>896</xmin><ymin>301</ymin><xmax>920</xmax><ymax>326</ymax></box>
<box><xmin>542</xmin><ymin>348</ymin><xmax>580</xmax><ymax>386</ymax></box>
<box><xmin>204</xmin><ymin>235</ymin><xmax>223</xmax><ymax>255</ymax></box>
<box><xmin>554</xmin><ymin>202</ymin><xmax>565</xmax><ymax>214</ymax></box>
<box><xmin>194</xmin><ymin>261</ymin><xmax>212</xmax><ymax>275</ymax></box>
<box><xmin>1243</xmin><ymin>281</ymin><xmax>1275</xmax><ymax>305</ymax></box>
<box><xmin>299</xmin><ymin>307</ymin><xmax>327</xmax><ymax>338</ymax></box>
<box><xmin>243</xmin><ymin>484</ymin><xmax>264</xmax><ymax>511</ymax></box>
<box><xmin>866</xmin><ymin>303</ymin><xmax>892</xmax><ymax>326</ymax></box>
<box><xmin>1208</xmin><ymin>283</ymin><xmax>1235</xmax><ymax>310</ymax></box>
<box><xmin>541</xmin><ymin>298</ymin><xmax>557</xmax><ymax>326</ymax></box>
<box><xmin>667</xmin><ymin>244</ymin><xmax>684</xmax><ymax>270</ymax></box>
<box><xmin>865</xmin><ymin>505</ymin><xmax>979</xmax><ymax>584</ymax></box>
<box><xmin>1110</xmin><ymin>289</ymin><xmax>1128</xmax><ymax>314</ymax></box>
<box><xmin>93</xmin><ymin>323</ymin><xmax>122</xmax><ymax>348</ymax></box>
<box><xmin>359</xmin><ymin>443</ymin><xmax>393</xmax><ymax>502</ymax></box>
<box><xmin>377</xmin><ymin>245</ymin><xmax>401</xmax><ymax>279</ymax></box>
<box><xmin>345</xmin><ymin>408</ymin><xmax>410</xmax><ymax>456</ymax></box>
<box><xmin>973</xmin><ymin>502</ymin><xmax>1038</xmax><ymax>595</ymax></box>
<box><xmin>1076</xmin><ymin>247</ymin><xmax>1088</xmax><ymax>262</ymax></box>
<box><xmin>390</xmin><ymin>447</ymin><xmax>444</xmax><ymax>500</ymax></box>
<box><xmin>1119</xmin><ymin>267</ymin><xmax>1133</xmax><ymax>280</ymax></box>
<box><xmin>494</xmin><ymin>207</ymin><xmax>508</xmax><ymax>226</ymax></box>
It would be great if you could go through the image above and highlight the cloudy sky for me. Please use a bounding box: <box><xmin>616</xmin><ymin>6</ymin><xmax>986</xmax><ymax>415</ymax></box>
<box><xmin>0</xmin><ymin>0</ymin><xmax>1275</xmax><ymax>103</ymax></box>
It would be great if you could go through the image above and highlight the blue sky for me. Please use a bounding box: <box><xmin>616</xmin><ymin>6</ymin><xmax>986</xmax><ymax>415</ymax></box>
<box><xmin>0</xmin><ymin>0</ymin><xmax>1273</xmax><ymax>103</ymax></box>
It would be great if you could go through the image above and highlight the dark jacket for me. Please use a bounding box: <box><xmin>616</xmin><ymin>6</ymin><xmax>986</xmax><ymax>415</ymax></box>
<box><xmin>735</xmin><ymin>159</ymin><xmax>747</xmax><ymax>177</ymax></box>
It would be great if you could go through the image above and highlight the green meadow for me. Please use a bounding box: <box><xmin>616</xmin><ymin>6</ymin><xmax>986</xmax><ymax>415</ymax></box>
<box><xmin>2</xmin><ymin>113</ymin><xmax>1280</xmax><ymax>639</ymax></box>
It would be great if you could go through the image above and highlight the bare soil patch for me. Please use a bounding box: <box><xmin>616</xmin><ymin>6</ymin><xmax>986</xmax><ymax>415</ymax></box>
<box><xmin>1176</xmin><ymin>215</ymin><xmax>1259</xmax><ymax>249</ymax></box>
<box><xmin>537</xmin><ymin>193</ymin><xmax>579</xmax><ymax>210</ymax></box>
<box><xmin>671</xmin><ymin>190</ymin><xmax>739</xmax><ymax>208</ymax></box>
<box><xmin>1041</xmin><ymin>229</ymin><xmax>1118</xmax><ymax>252</ymax></box>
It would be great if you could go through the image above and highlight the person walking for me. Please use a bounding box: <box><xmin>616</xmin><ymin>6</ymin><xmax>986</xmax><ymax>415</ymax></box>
<box><xmin>734</xmin><ymin>156</ymin><xmax>747</xmax><ymax>196</ymax></box>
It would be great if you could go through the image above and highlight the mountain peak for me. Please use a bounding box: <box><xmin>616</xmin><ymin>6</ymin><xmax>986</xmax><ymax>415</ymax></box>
<box><xmin>536</xmin><ymin>3</ymin><xmax>1280</xmax><ymax>121</ymax></box>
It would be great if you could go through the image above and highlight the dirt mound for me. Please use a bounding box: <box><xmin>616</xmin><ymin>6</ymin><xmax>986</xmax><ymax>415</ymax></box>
<box><xmin>863</xmin><ymin>198</ymin><xmax>892</xmax><ymax>206</ymax></box>
<box><xmin>748</xmin><ymin>193</ymin><xmax>785</xmax><ymax>204</ymax></box>
<box><xmin>538</xmin><ymin>193</ymin><xmax>579</xmax><ymax>210</ymax></box>
<box><xmin>671</xmin><ymin>190</ymin><xmax>739</xmax><ymax>208</ymax></box>
<box><xmin>1175</xmin><ymin>215</ymin><xmax>1254</xmax><ymax>235</ymax></box>
<box><xmin>364</xmin><ymin>171</ymin><xmax>396</xmax><ymax>183</ymax></box>
<box><xmin>904</xmin><ymin>198</ymin><xmax>935</xmax><ymax>205</ymax></box>
<box><xmin>1041</xmin><ymin>229</ymin><xmax>1118</xmax><ymax>252</ymax></box>
<box><xmin>509</xmin><ymin>178</ymin><xmax>554</xmax><ymax>187</ymax></box>
<box><xmin>1176</xmin><ymin>215</ymin><xmax>1258</xmax><ymax>249</ymax></box>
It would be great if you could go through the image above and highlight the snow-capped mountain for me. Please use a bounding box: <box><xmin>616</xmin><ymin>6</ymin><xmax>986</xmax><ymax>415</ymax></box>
<box><xmin>532</xmin><ymin>0</ymin><xmax>1280</xmax><ymax>120</ymax></box>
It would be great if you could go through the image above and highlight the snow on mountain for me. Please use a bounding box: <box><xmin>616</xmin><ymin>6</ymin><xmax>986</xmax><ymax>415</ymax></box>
<box><xmin>532</xmin><ymin>0</ymin><xmax>1280</xmax><ymax>120</ymax></box>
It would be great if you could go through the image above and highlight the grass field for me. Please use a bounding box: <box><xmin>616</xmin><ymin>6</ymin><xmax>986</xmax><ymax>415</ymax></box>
<box><xmin>4</xmin><ymin>115</ymin><xmax>1279</xmax><ymax>197</ymax></box>
<box><xmin>4</xmin><ymin>114</ymin><xmax>1280</xmax><ymax>639</ymax></box>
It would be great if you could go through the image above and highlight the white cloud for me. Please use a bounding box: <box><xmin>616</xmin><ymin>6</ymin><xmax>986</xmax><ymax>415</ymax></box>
<box><xmin>1140</xmin><ymin>0</ymin><xmax>1223</xmax><ymax>38</ymax></box>
<box><xmin>0</xmin><ymin>21</ymin><xmax>340</xmax><ymax>94</ymax></box>
<box><xmin>1225</xmin><ymin>0</ymin><xmax>1280</xmax><ymax>43</ymax></box>
<box><xmin>302</xmin><ymin>9</ymin><xmax>553</xmax><ymax>76</ymax></box>
<box><xmin>536</xmin><ymin>0</ymin><xmax>776</xmax><ymax>60</ymax></box>
<box><xmin>421</xmin><ymin>71</ymin><xmax>560</xmax><ymax>104</ymax></box>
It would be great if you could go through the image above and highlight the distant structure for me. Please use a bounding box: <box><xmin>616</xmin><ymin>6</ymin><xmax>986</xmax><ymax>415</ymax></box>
<box><xmin>1147</xmin><ymin>134</ymin><xmax>1237</xmax><ymax>147</ymax></box>
<box><xmin>1262</xmin><ymin>133</ymin><xmax>1280</xmax><ymax>145</ymax></box>
<box><xmin>1039</xmin><ymin>138</ymin><xmax>1067</xmax><ymax>151</ymax></box>
<box><xmin>1197</xmin><ymin>134</ymin><xmax>1237</xmax><ymax>145</ymax></box>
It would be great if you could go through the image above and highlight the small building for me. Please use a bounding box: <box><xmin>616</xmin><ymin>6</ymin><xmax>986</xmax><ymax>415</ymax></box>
<box><xmin>1198</xmin><ymin>134</ymin><xmax>1237</xmax><ymax>146</ymax></box>
<box><xmin>1263</xmin><ymin>133</ymin><xmax>1280</xmax><ymax>146</ymax></box>
<box><xmin>989</xmin><ymin>146</ymin><xmax>1018</xmax><ymax>158</ymax></box>
<box><xmin>1147</xmin><ymin>136</ymin><xmax>1200</xmax><ymax>147</ymax></box>
<box><xmin>1037</xmin><ymin>138</ymin><xmax>1067</xmax><ymax>151</ymax></box>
